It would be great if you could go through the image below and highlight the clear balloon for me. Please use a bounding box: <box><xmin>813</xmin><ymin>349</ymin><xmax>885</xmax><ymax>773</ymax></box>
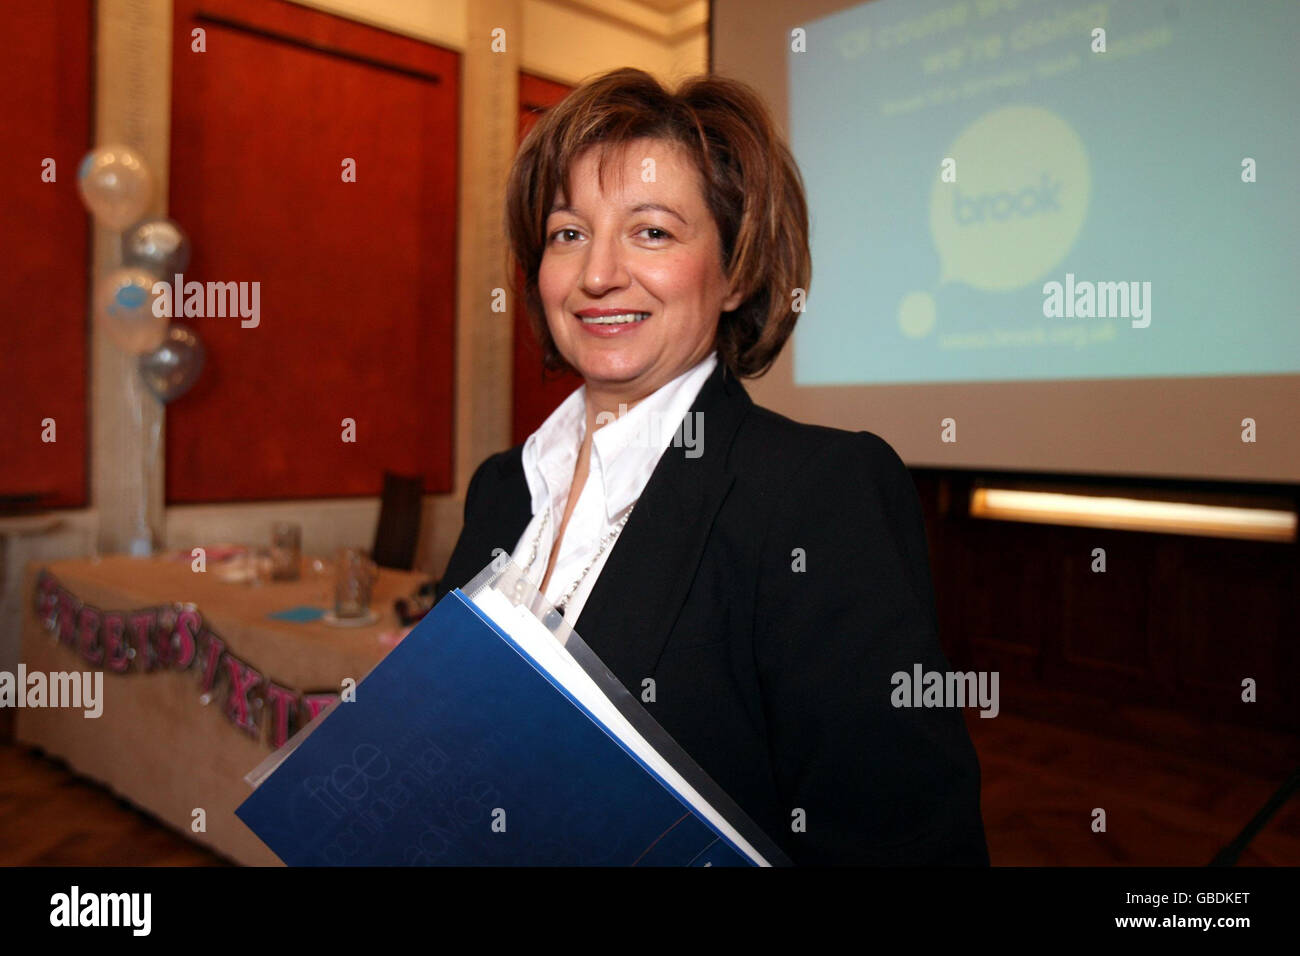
<box><xmin>94</xmin><ymin>267</ymin><xmax>169</xmax><ymax>354</ymax></box>
<box><xmin>77</xmin><ymin>145</ymin><xmax>153</xmax><ymax>230</ymax></box>
<box><xmin>138</xmin><ymin>324</ymin><xmax>206</xmax><ymax>404</ymax></box>
<box><xmin>122</xmin><ymin>218</ymin><xmax>191</xmax><ymax>277</ymax></box>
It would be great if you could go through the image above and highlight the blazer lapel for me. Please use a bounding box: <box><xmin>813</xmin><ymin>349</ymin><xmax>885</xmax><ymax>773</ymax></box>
<box><xmin>572</xmin><ymin>361</ymin><xmax>752</xmax><ymax>688</ymax></box>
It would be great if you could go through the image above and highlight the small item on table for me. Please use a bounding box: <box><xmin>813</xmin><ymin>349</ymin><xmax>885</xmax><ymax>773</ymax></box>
<box><xmin>270</xmin><ymin>521</ymin><xmax>302</xmax><ymax>581</ymax></box>
<box><xmin>394</xmin><ymin>579</ymin><xmax>438</xmax><ymax>626</ymax></box>
<box><xmin>267</xmin><ymin>605</ymin><xmax>327</xmax><ymax>623</ymax></box>
<box><xmin>334</xmin><ymin>547</ymin><xmax>378</xmax><ymax>619</ymax></box>
<box><xmin>249</xmin><ymin>547</ymin><xmax>274</xmax><ymax>587</ymax></box>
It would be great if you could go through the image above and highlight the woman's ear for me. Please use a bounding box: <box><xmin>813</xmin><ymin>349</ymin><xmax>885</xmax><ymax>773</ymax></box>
<box><xmin>722</xmin><ymin>283</ymin><xmax>744</xmax><ymax>313</ymax></box>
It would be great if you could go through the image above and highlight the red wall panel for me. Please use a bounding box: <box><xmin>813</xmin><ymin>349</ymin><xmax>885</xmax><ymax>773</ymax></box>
<box><xmin>512</xmin><ymin>73</ymin><xmax>580</xmax><ymax>448</ymax></box>
<box><xmin>0</xmin><ymin>1</ymin><xmax>92</xmax><ymax>509</ymax></box>
<box><xmin>165</xmin><ymin>0</ymin><xmax>458</xmax><ymax>502</ymax></box>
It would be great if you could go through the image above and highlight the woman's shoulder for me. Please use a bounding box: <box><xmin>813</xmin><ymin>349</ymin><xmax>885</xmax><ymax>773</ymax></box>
<box><xmin>460</xmin><ymin>444</ymin><xmax>526</xmax><ymax>517</ymax></box>
<box><xmin>468</xmin><ymin>443</ymin><xmax>525</xmax><ymax>485</ymax></box>
<box><xmin>732</xmin><ymin>402</ymin><xmax>911</xmax><ymax>491</ymax></box>
<box><xmin>734</xmin><ymin>403</ymin><xmax>935</xmax><ymax>621</ymax></box>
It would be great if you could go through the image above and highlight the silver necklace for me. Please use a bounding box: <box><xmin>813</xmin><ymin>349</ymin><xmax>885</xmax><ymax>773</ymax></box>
<box><xmin>521</xmin><ymin>502</ymin><xmax>635</xmax><ymax>615</ymax></box>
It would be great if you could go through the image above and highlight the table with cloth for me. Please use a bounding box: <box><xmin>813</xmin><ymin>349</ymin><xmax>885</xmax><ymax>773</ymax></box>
<box><xmin>15</xmin><ymin>554</ymin><xmax>425</xmax><ymax>865</ymax></box>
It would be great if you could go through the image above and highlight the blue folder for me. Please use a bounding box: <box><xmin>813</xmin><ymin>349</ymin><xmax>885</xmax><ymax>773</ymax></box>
<box><xmin>235</xmin><ymin>560</ymin><xmax>788</xmax><ymax>866</ymax></box>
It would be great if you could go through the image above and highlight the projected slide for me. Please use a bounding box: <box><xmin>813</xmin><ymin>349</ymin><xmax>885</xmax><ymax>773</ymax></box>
<box><xmin>788</xmin><ymin>0</ymin><xmax>1299</xmax><ymax>385</ymax></box>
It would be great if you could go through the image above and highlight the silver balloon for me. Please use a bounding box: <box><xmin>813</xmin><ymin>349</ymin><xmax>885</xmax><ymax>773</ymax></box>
<box><xmin>77</xmin><ymin>145</ymin><xmax>153</xmax><ymax>230</ymax></box>
<box><xmin>122</xmin><ymin>218</ymin><xmax>191</xmax><ymax>276</ymax></box>
<box><xmin>138</xmin><ymin>324</ymin><xmax>206</xmax><ymax>404</ymax></box>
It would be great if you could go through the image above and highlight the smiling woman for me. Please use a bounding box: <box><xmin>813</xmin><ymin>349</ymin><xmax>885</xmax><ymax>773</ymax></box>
<box><xmin>438</xmin><ymin>68</ymin><xmax>989</xmax><ymax>865</ymax></box>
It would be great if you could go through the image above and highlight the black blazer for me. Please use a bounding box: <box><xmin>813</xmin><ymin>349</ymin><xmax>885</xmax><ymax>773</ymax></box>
<box><xmin>436</xmin><ymin>360</ymin><xmax>989</xmax><ymax>865</ymax></box>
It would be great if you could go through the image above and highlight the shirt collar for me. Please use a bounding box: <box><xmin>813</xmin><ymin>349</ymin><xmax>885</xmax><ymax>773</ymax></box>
<box><xmin>592</xmin><ymin>350</ymin><xmax>716</xmax><ymax>519</ymax></box>
<box><xmin>521</xmin><ymin>383</ymin><xmax>585</xmax><ymax>520</ymax></box>
<box><xmin>521</xmin><ymin>350</ymin><xmax>718</xmax><ymax>522</ymax></box>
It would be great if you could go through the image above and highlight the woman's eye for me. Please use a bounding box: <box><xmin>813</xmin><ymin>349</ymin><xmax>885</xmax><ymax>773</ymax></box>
<box><xmin>548</xmin><ymin>226</ymin><xmax>671</xmax><ymax>243</ymax></box>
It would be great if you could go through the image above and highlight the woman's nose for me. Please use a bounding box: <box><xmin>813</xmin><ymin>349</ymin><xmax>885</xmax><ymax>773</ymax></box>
<box><xmin>580</xmin><ymin>234</ymin><xmax>629</xmax><ymax>295</ymax></box>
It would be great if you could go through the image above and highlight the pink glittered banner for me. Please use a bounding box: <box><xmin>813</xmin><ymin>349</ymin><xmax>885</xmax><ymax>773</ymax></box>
<box><xmin>32</xmin><ymin>568</ymin><xmax>340</xmax><ymax>748</ymax></box>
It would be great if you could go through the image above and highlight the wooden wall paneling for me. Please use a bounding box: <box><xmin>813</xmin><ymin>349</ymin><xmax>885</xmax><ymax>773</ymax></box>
<box><xmin>1053</xmin><ymin>528</ymin><xmax>1163</xmax><ymax>700</ymax></box>
<box><xmin>914</xmin><ymin>469</ymin><xmax>1300</xmax><ymax>748</ymax></box>
<box><xmin>916</xmin><ymin>471</ymin><xmax>980</xmax><ymax>673</ymax></box>
<box><xmin>166</xmin><ymin>0</ymin><xmax>459</xmax><ymax>502</ymax></box>
<box><xmin>0</xmin><ymin>1</ymin><xmax>94</xmax><ymax>508</ymax></box>
<box><xmin>1172</xmin><ymin>537</ymin><xmax>1296</xmax><ymax>730</ymax></box>
<box><xmin>511</xmin><ymin>72</ymin><xmax>579</xmax><ymax>447</ymax></box>
<box><xmin>961</xmin><ymin>520</ymin><xmax>1054</xmax><ymax>683</ymax></box>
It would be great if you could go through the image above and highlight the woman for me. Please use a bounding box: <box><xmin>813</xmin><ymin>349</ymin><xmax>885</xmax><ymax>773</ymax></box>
<box><xmin>437</xmin><ymin>68</ymin><xmax>988</xmax><ymax>865</ymax></box>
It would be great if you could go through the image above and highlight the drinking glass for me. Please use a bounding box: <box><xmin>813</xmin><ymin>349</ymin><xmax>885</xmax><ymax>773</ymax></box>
<box><xmin>270</xmin><ymin>521</ymin><xmax>302</xmax><ymax>581</ymax></box>
<box><xmin>334</xmin><ymin>547</ymin><xmax>378</xmax><ymax>619</ymax></box>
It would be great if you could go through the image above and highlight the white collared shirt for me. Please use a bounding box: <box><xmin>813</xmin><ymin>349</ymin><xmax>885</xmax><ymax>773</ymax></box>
<box><xmin>511</xmin><ymin>349</ymin><xmax>718</xmax><ymax>623</ymax></box>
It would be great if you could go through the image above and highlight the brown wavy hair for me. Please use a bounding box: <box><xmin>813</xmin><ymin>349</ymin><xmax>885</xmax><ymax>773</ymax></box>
<box><xmin>505</xmin><ymin>68</ymin><xmax>811</xmax><ymax>380</ymax></box>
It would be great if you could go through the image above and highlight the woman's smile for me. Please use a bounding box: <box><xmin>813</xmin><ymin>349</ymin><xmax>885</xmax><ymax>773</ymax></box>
<box><xmin>575</xmin><ymin>307</ymin><xmax>652</xmax><ymax>335</ymax></box>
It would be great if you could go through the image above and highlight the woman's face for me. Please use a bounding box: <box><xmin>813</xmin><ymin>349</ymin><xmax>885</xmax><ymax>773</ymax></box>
<box><xmin>540</xmin><ymin>137</ymin><xmax>741</xmax><ymax>400</ymax></box>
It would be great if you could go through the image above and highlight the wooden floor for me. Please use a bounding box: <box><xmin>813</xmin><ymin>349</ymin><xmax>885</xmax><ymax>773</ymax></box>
<box><xmin>970</xmin><ymin>711</ymin><xmax>1300</xmax><ymax>865</ymax></box>
<box><xmin>0</xmin><ymin>743</ymin><xmax>229</xmax><ymax>866</ymax></box>
<box><xmin>1</xmin><ymin>709</ymin><xmax>1297</xmax><ymax>866</ymax></box>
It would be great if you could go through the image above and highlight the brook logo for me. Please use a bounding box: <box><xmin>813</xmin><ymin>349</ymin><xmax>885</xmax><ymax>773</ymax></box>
<box><xmin>953</xmin><ymin>173</ymin><xmax>1063</xmax><ymax>226</ymax></box>
<box><xmin>929</xmin><ymin>106</ymin><xmax>1089</xmax><ymax>292</ymax></box>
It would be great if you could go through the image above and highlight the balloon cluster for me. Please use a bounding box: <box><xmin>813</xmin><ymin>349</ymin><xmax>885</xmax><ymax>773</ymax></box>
<box><xmin>77</xmin><ymin>145</ymin><xmax>205</xmax><ymax>403</ymax></box>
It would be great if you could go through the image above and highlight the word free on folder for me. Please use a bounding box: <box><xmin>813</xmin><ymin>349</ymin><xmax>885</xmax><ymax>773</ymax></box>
<box><xmin>235</xmin><ymin>557</ymin><xmax>789</xmax><ymax>866</ymax></box>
